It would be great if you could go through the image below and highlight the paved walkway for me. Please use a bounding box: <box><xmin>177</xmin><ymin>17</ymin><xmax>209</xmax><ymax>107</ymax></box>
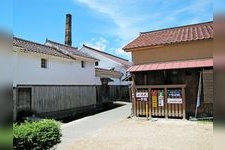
<box><xmin>56</xmin><ymin>101</ymin><xmax>131</xmax><ymax>150</ymax></box>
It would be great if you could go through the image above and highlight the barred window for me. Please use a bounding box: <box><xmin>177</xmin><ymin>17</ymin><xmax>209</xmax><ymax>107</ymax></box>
<box><xmin>41</xmin><ymin>58</ymin><xmax>47</xmax><ymax>68</ymax></box>
<box><xmin>81</xmin><ymin>61</ymin><xmax>85</xmax><ymax>68</ymax></box>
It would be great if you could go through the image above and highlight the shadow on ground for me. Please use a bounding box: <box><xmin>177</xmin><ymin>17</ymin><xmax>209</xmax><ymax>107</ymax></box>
<box><xmin>60</xmin><ymin>103</ymin><xmax>125</xmax><ymax>123</ymax></box>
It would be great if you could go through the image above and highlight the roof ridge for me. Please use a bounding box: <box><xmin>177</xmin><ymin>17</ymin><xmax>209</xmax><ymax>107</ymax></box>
<box><xmin>140</xmin><ymin>21</ymin><xmax>213</xmax><ymax>35</ymax></box>
<box><xmin>13</xmin><ymin>36</ymin><xmax>74</xmax><ymax>59</ymax></box>
<box><xmin>46</xmin><ymin>39</ymin><xmax>78</xmax><ymax>50</ymax></box>
<box><xmin>95</xmin><ymin>67</ymin><xmax>122</xmax><ymax>74</ymax></box>
<box><xmin>83</xmin><ymin>44</ymin><xmax>129</xmax><ymax>62</ymax></box>
<box><xmin>14</xmin><ymin>36</ymin><xmax>56</xmax><ymax>50</ymax></box>
<box><xmin>46</xmin><ymin>39</ymin><xmax>99</xmax><ymax>61</ymax></box>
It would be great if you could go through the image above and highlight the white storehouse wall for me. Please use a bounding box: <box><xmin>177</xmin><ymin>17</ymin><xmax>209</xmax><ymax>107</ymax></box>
<box><xmin>13</xmin><ymin>49</ymin><xmax>96</xmax><ymax>86</ymax></box>
<box><xmin>80</xmin><ymin>47</ymin><xmax>130</xmax><ymax>85</ymax></box>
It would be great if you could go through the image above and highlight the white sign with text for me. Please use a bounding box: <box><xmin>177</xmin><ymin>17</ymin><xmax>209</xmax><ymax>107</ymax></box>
<box><xmin>167</xmin><ymin>98</ymin><xmax>182</xmax><ymax>104</ymax></box>
<box><xmin>136</xmin><ymin>92</ymin><xmax>148</xmax><ymax>98</ymax></box>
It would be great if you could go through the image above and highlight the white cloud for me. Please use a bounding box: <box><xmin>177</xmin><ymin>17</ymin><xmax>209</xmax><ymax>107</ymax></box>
<box><xmin>84</xmin><ymin>37</ymin><xmax>108</xmax><ymax>51</ymax></box>
<box><xmin>74</xmin><ymin>0</ymin><xmax>212</xmax><ymax>61</ymax></box>
<box><xmin>74</xmin><ymin>0</ymin><xmax>212</xmax><ymax>40</ymax></box>
<box><xmin>114</xmin><ymin>47</ymin><xmax>131</xmax><ymax>60</ymax></box>
<box><xmin>74</xmin><ymin>0</ymin><xmax>146</xmax><ymax>41</ymax></box>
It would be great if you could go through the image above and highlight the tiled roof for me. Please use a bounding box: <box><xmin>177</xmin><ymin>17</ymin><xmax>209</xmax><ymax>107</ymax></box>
<box><xmin>95</xmin><ymin>67</ymin><xmax>123</xmax><ymax>78</ymax></box>
<box><xmin>123</xmin><ymin>21</ymin><xmax>213</xmax><ymax>51</ymax></box>
<box><xmin>45</xmin><ymin>39</ymin><xmax>98</xmax><ymax>60</ymax></box>
<box><xmin>83</xmin><ymin>44</ymin><xmax>132</xmax><ymax>67</ymax></box>
<box><xmin>13</xmin><ymin>37</ymin><xmax>72</xmax><ymax>59</ymax></box>
<box><xmin>127</xmin><ymin>58</ymin><xmax>213</xmax><ymax>72</ymax></box>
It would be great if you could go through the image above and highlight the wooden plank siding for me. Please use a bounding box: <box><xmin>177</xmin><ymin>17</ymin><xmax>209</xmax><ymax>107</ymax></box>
<box><xmin>203</xmin><ymin>70</ymin><xmax>213</xmax><ymax>103</ymax></box>
<box><xmin>15</xmin><ymin>85</ymin><xmax>96</xmax><ymax>119</ymax></box>
<box><xmin>131</xmin><ymin>40</ymin><xmax>212</xmax><ymax>65</ymax></box>
<box><xmin>14</xmin><ymin>85</ymin><xmax>130</xmax><ymax>120</ymax></box>
<box><xmin>17</xmin><ymin>87</ymin><xmax>32</xmax><ymax>116</ymax></box>
<box><xmin>132</xmin><ymin>67</ymin><xmax>213</xmax><ymax>118</ymax></box>
<box><xmin>32</xmin><ymin>85</ymin><xmax>96</xmax><ymax>113</ymax></box>
<box><xmin>96</xmin><ymin>85</ymin><xmax>130</xmax><ymax>105</ymax></box>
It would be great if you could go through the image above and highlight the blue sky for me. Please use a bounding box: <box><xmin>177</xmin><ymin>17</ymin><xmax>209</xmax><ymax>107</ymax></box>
<box><xmin>0</xmin><ymin>0</ymin><xmax>13</xmax><ymax>32</ymax></box>
<box><xmin>8</xmin><ymin>0</ymin><xmax>213</xmax><ymax>60</ymax></box>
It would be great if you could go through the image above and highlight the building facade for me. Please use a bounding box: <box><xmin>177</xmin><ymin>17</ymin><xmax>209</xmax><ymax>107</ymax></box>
<box><xmin>123</xmin><ymin>21</ymin><xmax>213</xmax><ymax>119</ymax></box>
<box><xmin>13</xmin><ymin>37</ymin><xmax>98</xmax><ymax>120</ymax></box>
<box><xmin>80</xmin><ymin>44</ymin><xmax>132</xmax><ymax>85</ymax></box>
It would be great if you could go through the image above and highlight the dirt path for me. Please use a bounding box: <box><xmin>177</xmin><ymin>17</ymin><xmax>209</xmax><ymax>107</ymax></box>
<box><xmin>66</xmin><ymin>118</ymin><xmax>213</xmax><ymax>150</ymax></box>
<box><xmin>57</xmin><ymin>102</ymin><xmax>131</xmax><ymax>150</ymax></box>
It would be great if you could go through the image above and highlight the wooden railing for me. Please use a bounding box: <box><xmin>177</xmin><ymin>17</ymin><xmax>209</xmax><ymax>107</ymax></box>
<box><xmin>130</xmin><ymin>84</ymin><xmax>186</xmax><ymax>119</ymax></box>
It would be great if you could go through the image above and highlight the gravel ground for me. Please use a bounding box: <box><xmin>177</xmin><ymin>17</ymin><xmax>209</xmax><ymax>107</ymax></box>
<box><xmin>65</xmin><ymin>118</ymin><xmax>213</xmax><ymax>150</ymax></box>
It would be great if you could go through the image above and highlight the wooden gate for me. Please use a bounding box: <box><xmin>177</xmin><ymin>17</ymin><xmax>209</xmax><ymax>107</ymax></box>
<box><xmin>132</xmin><ymin>85</ymin><xmax>186</xmax><ymax>119</ymax></box>
<box><xmin>17</xmin><ymin>87</ymin><xmax>32</xmax><ymax>119</ymax></box>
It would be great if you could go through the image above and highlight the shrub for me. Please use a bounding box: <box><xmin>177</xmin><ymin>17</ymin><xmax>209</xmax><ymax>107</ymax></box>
<box><xmin>13</xmin><ymin>119</ymin><xmax>62</xmax><ymax>150</ymax></box>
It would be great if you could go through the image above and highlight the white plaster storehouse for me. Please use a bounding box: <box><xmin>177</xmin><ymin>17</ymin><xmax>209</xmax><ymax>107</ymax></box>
<box><xmin>13</xmin><ymin>37</ymin><xmax>99</xmax><ymax>120</ymax></box>
<box><xmin>80</xmin><ymin>44</ymin><xmax>132</xmax><ymax>85</ymax></box>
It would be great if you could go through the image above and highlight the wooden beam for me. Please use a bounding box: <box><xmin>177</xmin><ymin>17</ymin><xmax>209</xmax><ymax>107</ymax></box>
<box><xmin>182</xmin><ymin>87</ymin><xmax>186</xmax><ymax>119</ymax></box>
<box><xmin>164</xmin><ymin>88</ymin><xmax>168</xmax><ymax>119</ymax></box>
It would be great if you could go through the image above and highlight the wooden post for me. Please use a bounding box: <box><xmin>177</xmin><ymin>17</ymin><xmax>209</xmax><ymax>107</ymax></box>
<box><xmin>146</xmin><ymin>103</ymin><xmax>148</xmax><ymax>120</ymax></box>
<box><xmin>165</xmin><ymin>88</ymin><xmax>168</xmax><ymax>119</ymax></box>
<box><xmin>182</xmin><ymin>87</ymin><xmax>186</xmax><ymax>119</ymax></box>
<box><xmin>131</xmin><ymin>73</ymin><xmax>137</xmax><ymax>117</ymax></box>
<box><xmin>133</xmin><ymin>87</ymin><xmax>137</xmax><ymax>116</ymax></box>
<box><xmin>149</xmin><ymin>88</ymin><xmax>151</xmax><ymax>119</ymax></box>
<box><xmin>129</xmin><ymin>86</ymin><xmax>133</xmax><ymax>116</ymax></box>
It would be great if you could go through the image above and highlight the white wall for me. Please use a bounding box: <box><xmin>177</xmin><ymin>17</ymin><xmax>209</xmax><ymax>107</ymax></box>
<box><xmin>81</xmin><ymin>47</ymin><xmax>130</xmax><ymax>85</ymax></box>
<box><xmin>13</xmin><ymin>49</ymin><xmax>96</xmax><ymax>86</ymax></box>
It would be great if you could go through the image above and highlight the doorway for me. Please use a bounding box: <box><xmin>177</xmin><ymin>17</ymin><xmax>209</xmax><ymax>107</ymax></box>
<box><xmin>17</xmin><ymin>87</ymin><xmax>32</xmax><ymax>120</ymax></box>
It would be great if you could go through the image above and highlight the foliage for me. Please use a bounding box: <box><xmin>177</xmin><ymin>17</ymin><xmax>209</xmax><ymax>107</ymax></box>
<box><xmin>13</xmin><ymin>119</ymin><xmax>61</xmax><ymax>150</ymax></box>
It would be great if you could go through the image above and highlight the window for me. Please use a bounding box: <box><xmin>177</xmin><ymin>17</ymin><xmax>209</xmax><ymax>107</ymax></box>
<box><xmin>95</xmin><ymin>61</ymin><xmax>99</xmax><ymax>66</ymax></box>
<box><xmin>81</xmin><ymin>61</ymin><xmax>85</xmax><ymax>68</ymax></box>
<box><xmin>41</xmin><ymin>58</ymin><xmax>47</xmax><ymax>68</ymax></box>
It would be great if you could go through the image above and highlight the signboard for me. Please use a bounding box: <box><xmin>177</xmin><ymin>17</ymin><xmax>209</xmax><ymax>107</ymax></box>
<box><xmin>158</xmin><ymin>96</ymin><xmax>164</xmax><ymax>106</ymax></box>
<box><xmin>136</xmin><ymin>92</ymin><xmax>148</xmax><ymax>101</ymax></box>
<box><xmin>151</xmin><ymin>90</ymin><xmax>158</xmax><ymax>108</ymax></box>
<box><xmin>140</xmin><ymin>97</ymin><xmax>148</xmax><ymax>101</ymax></box>
<box><xmin>167</xmin><ymin>98</ymin><xmax>182</xmax><ymax>104</ymax></box>
<box><xmin>167</xmin><ymin>89</ymin><xmax>182</xmax><ymax>104</ymax></box>
<box><xmin>167</xmin><ymin>90</ymin><xmax>182</xmax><ymax>98</ymax></box>
<box><xmin>158</xmin><ymin>90</ymin><xmax>164</xmax><ymax>107</ymax></box>
<box><xmin>136</xmin><ymin>92</ymin><xmax>148</xmax><ymax>98</ymax></box>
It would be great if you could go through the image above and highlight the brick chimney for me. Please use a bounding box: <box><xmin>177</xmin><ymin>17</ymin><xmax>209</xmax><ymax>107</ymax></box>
<box><xmin>65</xmin><ymin>14</ymin><xmax>72</xmax><ymax>46</ymax></box>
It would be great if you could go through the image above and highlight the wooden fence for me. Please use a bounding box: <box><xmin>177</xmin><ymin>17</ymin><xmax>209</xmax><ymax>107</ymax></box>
<box><xmin>15</xmin><ymin>85</ymin><xmax>96</xmax><ymax>120</ymax></box>
<box><xmin>96</xmin><ymin>85</ymin><xmax>130</xmax><ymax>105</ymax></box>
<box><xmin>131</xmin><ymin>85</ymin><xmax>186</xmax><ymax>119</ymax></box>
<box><xmin>14</xmin><ymin>85</ymin><xmax>129</xmax><ymax>120</ymax></box>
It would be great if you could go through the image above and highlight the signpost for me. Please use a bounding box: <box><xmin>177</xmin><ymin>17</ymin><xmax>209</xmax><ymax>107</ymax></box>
<box><xmin>136</xmin><ymin>92</ymin><xmax>149</xmax><ymax>119</ymax></box>
<box><xmin>158</xmin><ymin>90</ymin><xmax>164</xmax><ymax>107</ymax></box>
